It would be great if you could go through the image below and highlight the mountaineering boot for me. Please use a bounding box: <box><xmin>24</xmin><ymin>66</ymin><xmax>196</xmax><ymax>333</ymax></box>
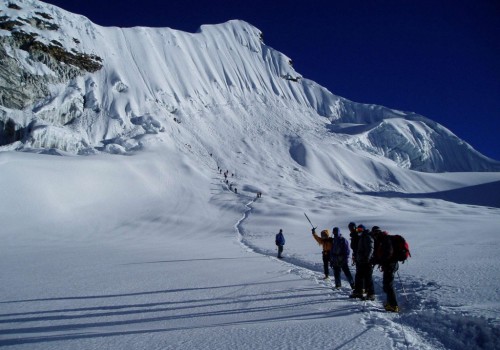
<box><xmin>384</xmin><ymin>304</ymin><xmax>400</xmax><ymax>313</ymax></box>
<box><xmin>349</xmin><ymin>292</ymin><xmax>363</xmax><ymax>299</ymax></box>
<box><xmin>350</xmin><ymin>282</ymin><xmax>355</xmax><ymax>290</ymax></box>
<box><xmin>322</xmin><ymin>276</ymin><xmax>329</xmax><ymax>280</ymax></box>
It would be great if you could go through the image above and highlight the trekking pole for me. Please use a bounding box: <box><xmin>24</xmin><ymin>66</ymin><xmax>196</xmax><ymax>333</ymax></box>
<box><xmin>304</xmin><ymin>213</ymin><xmax>316</xmax><ymax>230</ymax></box>
<box><xmin>396</xmin><ymin>271</ymin><xmax>409</xmax><ymax>303</ymax></box>
<box><xmin>394</xmin><ymin>271</ymin><xmax>410</xmax><ymax>350</ymax></box>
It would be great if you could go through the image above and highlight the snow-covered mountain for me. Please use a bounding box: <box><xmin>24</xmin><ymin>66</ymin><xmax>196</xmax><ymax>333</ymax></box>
<box><xmin>1</xmin><ymin>2</ymin><xmax>500</xmax><ymax>349</ymax></box>
<box><xmin>1</xmin><ymin>0</ymin><xmax>499</xmax><ymax>180</ymax></box>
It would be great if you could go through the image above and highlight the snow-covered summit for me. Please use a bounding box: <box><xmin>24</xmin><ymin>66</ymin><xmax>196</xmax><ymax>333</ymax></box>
<box><xmin>0</xmin><ymin>0</ymin><xmax>499</xmax><ymax>176</ymax></box>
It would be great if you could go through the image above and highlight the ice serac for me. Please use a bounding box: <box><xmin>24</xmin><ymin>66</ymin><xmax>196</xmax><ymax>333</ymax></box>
<box><xmin>0</xmin><ymin>0</ymin><xmax>499</xmax><ymax>173</ymax></box>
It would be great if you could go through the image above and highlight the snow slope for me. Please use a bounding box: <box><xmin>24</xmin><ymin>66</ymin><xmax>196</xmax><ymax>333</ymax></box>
<box><xmin>1</xmin><ymin>0</ymin><xmax>499</xmax><ymax>174</ymax></box>
<box><xmin>1</xmin><ymin>145</ymin><xmax>499</xmax><ymax>350</ymax></box>
<box><xmin>1</xmin><ymin>1</ymin><xmax>500</xmax><ymax>349</ymax></box>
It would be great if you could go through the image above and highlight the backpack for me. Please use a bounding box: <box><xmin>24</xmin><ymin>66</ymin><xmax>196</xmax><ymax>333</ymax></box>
<box><xmin>372</xmin><ymin>233</ymin><xmax>388</xmax><ymax>264</ymax></box>
<box><xmin>330</xmin><ymin>236</ymin><xmax>349</xmax><ymax>262</ymax></box>
<box><xmin>331</xmin><ymin>238</ymin><xmax>342</xmax><ymax>257</ymax></box>
<box><xmin>390</xmin><ymin>234</ymin><xmax>411</xmax><ymax>263</ymax></box>
<box><xmin>275</xmin><ymin>233</ymin><xmax>285</xmax><ymax>246</ymax></box>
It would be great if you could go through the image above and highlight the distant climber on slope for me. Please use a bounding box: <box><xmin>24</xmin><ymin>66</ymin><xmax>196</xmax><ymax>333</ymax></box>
<box><xmin>275</xmin><ymin>229</ymin><xmax>285</xmax><ymax>259</ymax></box>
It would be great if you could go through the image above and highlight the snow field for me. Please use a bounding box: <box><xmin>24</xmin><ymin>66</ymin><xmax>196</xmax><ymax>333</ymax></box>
<box><xmin>2</xmin><ymin>147</ymin><xmax>499</xmax><ymax>349</ymax></box>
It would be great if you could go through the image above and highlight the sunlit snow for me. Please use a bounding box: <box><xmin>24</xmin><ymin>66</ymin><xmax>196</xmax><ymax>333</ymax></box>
<box><xmin>1</xmin><ymin>1</ymin><xmax>499</xmax><ymax>349</ymax></box>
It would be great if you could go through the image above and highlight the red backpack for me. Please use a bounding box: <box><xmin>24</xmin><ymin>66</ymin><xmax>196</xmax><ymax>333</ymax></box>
<box><xmin>390</xmin><ymin>234</ymin><xmax>411</xmax><ymax>263</ymax></box>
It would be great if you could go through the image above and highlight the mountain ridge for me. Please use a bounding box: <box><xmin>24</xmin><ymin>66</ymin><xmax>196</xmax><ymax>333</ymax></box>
<box><xmin>0</xmin><ymin>0</ymin><xmax>499</xmax><ymax>177</ymax></box>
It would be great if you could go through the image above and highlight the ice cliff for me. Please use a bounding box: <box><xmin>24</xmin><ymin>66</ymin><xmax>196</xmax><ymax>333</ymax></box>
<box><xmin>1</xmin><ymin>0</ymin><xmax>499</xmax><ymax>173</ymax></box>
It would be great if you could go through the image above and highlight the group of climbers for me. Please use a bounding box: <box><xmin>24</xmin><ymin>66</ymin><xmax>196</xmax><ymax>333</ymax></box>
<box><xmin>214</xmin><ymin>151</ymin><xmax>406</xmax><ymax>313</ymax></box>
<box><xmin>276</xmin><ymin>222</ymin><xmax>407</xmax><ymax>313</ymax></box>
<box><xmin>312</xmin><ymin>222</ymin><xmax>404</xmax><ymax>312</ymax></box>
<box><xmin>217</xmin><ymin>165</ymin><xmax>238</xmax><ymax>194</ymax></box>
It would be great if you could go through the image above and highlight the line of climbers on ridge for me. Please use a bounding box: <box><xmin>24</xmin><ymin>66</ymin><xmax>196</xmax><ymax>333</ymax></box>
<box><xmin>213</xmin><ymin>153</ymin><xmax>263</xmax><ymax>199</ymax></box>
<box><xmin>216</xmin><ymin>163</ymin><xmax>238</xmax><ymax>194</ymax></box>
<box><xmin>275</xmin><ymin>223</ymin><xmax>410</xmax><ymax>313</ymax></box>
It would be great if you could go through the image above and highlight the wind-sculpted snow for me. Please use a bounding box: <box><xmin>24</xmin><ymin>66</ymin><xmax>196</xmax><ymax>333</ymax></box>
<box><xmin>0</xmin><ymin>0</ymin><xmax>499</xmax><ymax>180</ymax></box>
<box><xmin>288</xmin><ymin>137</ymin><xmax>307</xmax><ymax>167</ymax></box>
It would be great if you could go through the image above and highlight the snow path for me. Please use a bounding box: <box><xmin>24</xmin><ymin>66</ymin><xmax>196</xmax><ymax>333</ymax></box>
<box><xmin>233</xmin><ymin>194</ymin><xmax>428</xmax><ymax>350</ymax></box>
<box><xmin>232</xmin><ymin>179</ymin><xmax>499</xmax><ymax>349</ymax></box>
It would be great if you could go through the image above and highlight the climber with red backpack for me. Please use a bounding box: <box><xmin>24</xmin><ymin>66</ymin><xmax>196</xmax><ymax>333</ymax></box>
<box><xmin>371</xmin><ymin>226</ymin><xmax>411</xmax><ymax>313</ymax></box>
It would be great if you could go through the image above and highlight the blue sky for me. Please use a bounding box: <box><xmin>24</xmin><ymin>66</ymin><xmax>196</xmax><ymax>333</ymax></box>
<box><xmin>43</xmin><ymin>0</ymin><xmax>500</xmax><ymax>161</ymax></box>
